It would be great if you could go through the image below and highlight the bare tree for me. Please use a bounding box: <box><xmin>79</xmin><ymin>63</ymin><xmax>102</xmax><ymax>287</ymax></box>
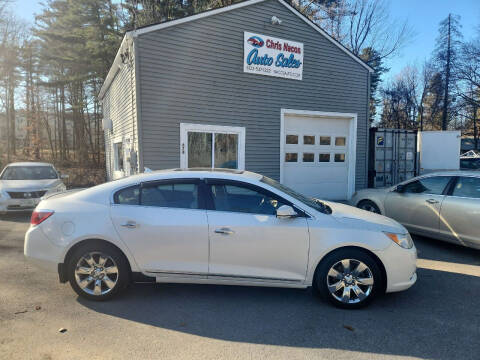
<box><xmin>434</xmin><ymin>14</ymin><xmax>463</xmax><ymax>130</ymax></box>
<box><xmin>418</xmin><ymin>61</ymin><xmax>436</xmax><ymax>131</ymax></box>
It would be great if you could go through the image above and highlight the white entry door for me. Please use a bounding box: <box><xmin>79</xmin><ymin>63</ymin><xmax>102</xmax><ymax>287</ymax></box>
<box><xmin>180</xmin><ymin>123</ymin><xmax>245</xmax><ymax>170</ymax></box>
<box><xmin>281</xmin><ymin>111</ymin><xmax>356</xmax><ymax>200</ymax></box>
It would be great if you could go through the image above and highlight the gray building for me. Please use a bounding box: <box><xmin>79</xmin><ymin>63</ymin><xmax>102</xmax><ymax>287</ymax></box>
<box><xmin>99</xmin><ymin>0</ymin><xmax>373</xmax><ymax>200</ymax></box>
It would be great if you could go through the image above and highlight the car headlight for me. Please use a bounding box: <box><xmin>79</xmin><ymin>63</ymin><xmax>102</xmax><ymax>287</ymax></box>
<box><xmin>384</xmin><ymin>232</ymin><xmax>413</xmax><ymax>249</ymax></box>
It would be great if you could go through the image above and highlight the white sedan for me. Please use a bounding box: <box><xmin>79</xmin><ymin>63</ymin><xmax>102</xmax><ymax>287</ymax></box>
<box><xmin>24</xmin><ymin>169</ymin><xmax>417</xmax><ymax>308</ymax></box>
<box><xmin>0</xmin><ymin>162</ymin><xmax>67</xmax><ymax>213</ymax></box>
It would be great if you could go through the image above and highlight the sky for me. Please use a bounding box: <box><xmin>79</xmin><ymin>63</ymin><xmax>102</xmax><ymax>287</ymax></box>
<box><xmin>13</xmin><ymin>0</ymin><xmax>480</xmax><ymax>82</ymax></box>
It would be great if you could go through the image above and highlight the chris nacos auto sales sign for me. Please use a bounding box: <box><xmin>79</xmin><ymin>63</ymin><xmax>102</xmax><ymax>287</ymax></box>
<box><xmin>243</xmin><ymin>32</ymin><xmax>303</xmax><ymax>80</ymax></box>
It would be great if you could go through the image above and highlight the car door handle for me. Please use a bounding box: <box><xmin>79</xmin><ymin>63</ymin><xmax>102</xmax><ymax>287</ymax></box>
<box><xmin>121</xmin><ymin>221</ymin><xmax>137</xmax><ymax>228</ymax></box>
<box><xmin>425</xmin><ymin>199</ymin><xmax>439</xmax><ymax>204</ymax></box>
<box><xmin>214</xmin><ymin>228</ymin><xmax>234</xmax><ymax>235</ymax></box>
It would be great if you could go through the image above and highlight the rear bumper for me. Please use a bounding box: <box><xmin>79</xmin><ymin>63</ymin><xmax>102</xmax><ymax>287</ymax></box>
<box><xmin>24</xmin><ymin>225</ymin><xmax>63</xmax><ymax>273</ymax></box>
<box><xmin>374</xmin><ymin>242</ymin><xmax>417</xmax><ymax>293</ymax></box>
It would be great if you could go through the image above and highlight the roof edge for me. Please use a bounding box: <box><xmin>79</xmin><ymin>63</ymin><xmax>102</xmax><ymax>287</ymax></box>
<box><xmin>98</xmin><ymin>0</ymin><xmax>373</xmax><ymax>100</ymax></box>
<box><xmin>98</xmin><ymin>34</ymin><xmax>131</xmax><ymax>100</ymax></box>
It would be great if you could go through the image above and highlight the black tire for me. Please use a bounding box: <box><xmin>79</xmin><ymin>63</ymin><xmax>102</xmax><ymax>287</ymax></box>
<box><xmin>67</xmin><ymin>241</ymin><xmax>130</xmax><ymax>301</ymax></box>
<box><xmin>357</xmin><ymin>200</ymin><xmax>381</xmax><ymax>214</ymax></box>
<box><xmin>313</xmin><ymin>248</ymin><xmax>384</xmax><ymax>309</ymax></box>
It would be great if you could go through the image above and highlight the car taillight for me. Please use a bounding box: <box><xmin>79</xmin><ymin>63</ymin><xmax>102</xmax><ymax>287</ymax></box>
<box><xmin>31</xmin><ymin>211</ymin><xmax>54</xmax><ymax>226</ymax></box>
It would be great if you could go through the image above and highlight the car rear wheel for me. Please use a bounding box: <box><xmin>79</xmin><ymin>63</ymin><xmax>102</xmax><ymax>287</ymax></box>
<box><xmin>67</xmin><ymin>242</ymin><xmax>130</xmax><ymax>301</ymax></box>
<box><xmin>314</xmin><ymin>249</ymin><xmax>383</xmax><ymax>309</ymax></box>
<box><xmin>357</xmin><ymin>200</ymin><xmax>381</xmax><ymax>214</ymax></box>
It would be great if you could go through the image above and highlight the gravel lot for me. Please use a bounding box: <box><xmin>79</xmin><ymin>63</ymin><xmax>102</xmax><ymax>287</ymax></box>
<box><xmin>1</xmin><ymin>212</ymin><xmax>479</xmax><ymax>360</ymax></box>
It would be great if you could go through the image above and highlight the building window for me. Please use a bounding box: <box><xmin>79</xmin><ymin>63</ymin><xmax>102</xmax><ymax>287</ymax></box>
<box><xmin>285</xmin><ymin>153</ymin><xmax>298</xmax><ymax>162</ymax></box>
<box><xmin>334</xmin><ymin>153</ymin><xmax>345</xmax><ymax>162</ymax></box>
<box><xmin>181</xmin><ymin>123</ymin><xmax>245</xmax><ymax>170</ymax></box>
<box><xmin>319</xmin><ymin>153</ymin><xmax>330</xmax><ymax>162</ymax></box>
<box><xmin>114</xmin><ymin>142</ymin><xmax>124</xmax><ymax>172</ymax></box>
<box><xmin>335</xmin><ymin>137</ymin><xmax>346</xmax><ymax>146</ymax></box>
<box><xmin>320</xmin><ymin>136</ymin><xmax>331</xmax><ymax>145</ymax></box>
<box><xmin>286</xmin><ymin>135</ymin><xmax>298</xmax><ymax>144</ymax></box>
<box><xmin>303</xmin><ymin>135</ymin><xmax>315</xmax><ymax>145</ymax></box>
<box><xmin>303</xmin><ymin>153</ymin><xmax>314</xmax><ymax>162</ymax></box>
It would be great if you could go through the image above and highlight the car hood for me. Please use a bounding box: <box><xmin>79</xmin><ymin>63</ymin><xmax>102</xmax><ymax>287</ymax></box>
<box><xmin>0</xmin><ymin>179</ymin><xmax>62</xmax><ymax>191</ymax></box>
<box><xmin>326</xmin><ymin>201</ymin><xmax>406</xmax><ymax>234</ymax></box>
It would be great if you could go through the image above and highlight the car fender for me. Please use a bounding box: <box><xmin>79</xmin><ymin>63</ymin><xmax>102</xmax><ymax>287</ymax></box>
<box><xmin>38</xmin><ymin>201</ymin><xmax>141</xmax><ymax>272</ymax></box>
<box><xmin>352</xmin><ymin>191</ymin><xmax>389</xmax><ymax>215</ymax></box>
<box><xmin>305</xmin><ymin>223</ymin><xmax>391</xmax><ymax>285</ymax></box>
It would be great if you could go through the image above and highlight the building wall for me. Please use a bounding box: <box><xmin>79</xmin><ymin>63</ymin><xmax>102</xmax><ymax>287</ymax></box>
<box><xmin>102</xmin><ymin>38</ymin><xmax>139</xmax><ymax>180</ymax></box>
<box><xmin>137</xmin><ymin>0</ymin><xmax>369</xmax><ymax>188</ymax></box>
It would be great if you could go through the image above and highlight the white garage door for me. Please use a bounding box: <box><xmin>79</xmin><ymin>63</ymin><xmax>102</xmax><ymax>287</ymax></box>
<box><xmin>282</xmin><ymin>113</ymin><xmax>355</xmax><ymax>200</ymax></box>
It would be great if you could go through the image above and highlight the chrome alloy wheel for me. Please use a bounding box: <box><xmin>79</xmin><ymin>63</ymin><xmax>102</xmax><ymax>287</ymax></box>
<box><xmin>326</xmin><ymin>259</ymin><xmax>374</xmax><ymax>304</ymax></box>
<box><xmin>74</xmin><ymin>252</ymin><xmax>119</xmax><ymax>296</ymax></box>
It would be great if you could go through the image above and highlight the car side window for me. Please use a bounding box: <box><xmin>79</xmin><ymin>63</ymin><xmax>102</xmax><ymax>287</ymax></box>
<box><xmin>114</xmin><ymin>186</ymin><xmax>140</xmax><ymax>205</ymax></box>
<box><xmin>209</xmin><ymin>183</ymin><xmax>288</xmax><ymax>215</ymax></box>
<box><xmin>141</xmin><ymin>182</ymin><xmax>199</xmax><ymax>209</ymax></box>
<box><xmin>452</xmin><ymin>177</ymin><xmax>480</xmax><ymax>199</ymax></box>
<box><xmin>402</xmin><ymin>176</ymin><xmax>451</xmax><ymax>195</ymax></box>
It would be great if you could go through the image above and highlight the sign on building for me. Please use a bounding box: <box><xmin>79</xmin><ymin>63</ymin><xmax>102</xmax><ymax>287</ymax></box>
<box><xmin>243</xmin><ymin>31</ymin><xmax>304</xmax><ymax>80</ymax></box>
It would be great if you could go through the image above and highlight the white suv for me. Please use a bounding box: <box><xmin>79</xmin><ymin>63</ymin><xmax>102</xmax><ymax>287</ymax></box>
<box><xmin>24</xmin><ymin>169</ymin><xmax>417</xmax><ymax>308</ymax></box>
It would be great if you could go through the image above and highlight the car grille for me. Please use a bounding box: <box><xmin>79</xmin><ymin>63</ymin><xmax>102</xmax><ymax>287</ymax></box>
<box><xmin>7</xmin><ymin>191</ymin><xmax>47</xmax><ymax>199</ymax></box>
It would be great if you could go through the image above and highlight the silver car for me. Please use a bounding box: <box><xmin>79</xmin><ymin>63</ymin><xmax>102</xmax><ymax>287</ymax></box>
<box><xmin>351</xmin><ymin>171</ymin><xmax>480</xmax><ymax>249</ymax></box>
<box><xmin>0</xmin><ymin>162</ymin><xmax>67</xmax><ymax>214</ymax></box>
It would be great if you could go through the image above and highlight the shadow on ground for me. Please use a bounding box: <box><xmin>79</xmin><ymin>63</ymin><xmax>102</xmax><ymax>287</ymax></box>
<box><xmin>0</xmin><ymin>212</ymin><xmax>31</xmax><ymax>223</ymax></box>
<box><xmin>80</xmin><ymin>258</ymin><xmax>480</xmax><ymax>359</ymax></box>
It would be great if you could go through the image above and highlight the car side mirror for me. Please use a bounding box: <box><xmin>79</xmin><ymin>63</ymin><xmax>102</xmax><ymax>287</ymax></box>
<box><xmin>61</xmin><ymin>174</ymin><xmax>69</xmax><ymax>179</ymax></box>
<box><xmin>395</xmin><ymin>184</ymin><xmax>405</xmax><ymax>193</ymax></box>
<box><xmin>276</xmin><ymin>205</ymin><xmax>298</xmax><ymax>218</ymax></box>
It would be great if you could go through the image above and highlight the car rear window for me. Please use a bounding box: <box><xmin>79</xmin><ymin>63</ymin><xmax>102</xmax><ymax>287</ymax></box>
<box><xmin>113</xmin><ymin>186</ymin><xmax>140</xmax><ymax>205</ymax></box>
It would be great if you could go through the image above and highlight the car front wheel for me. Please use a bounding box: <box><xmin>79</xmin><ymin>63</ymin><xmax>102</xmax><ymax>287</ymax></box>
<box><xmin>314</xmin><ymin>249</ymin><xmax>383</xmax><ymax>309</ymax></box>
<box><xmin>67</xmin><ymin>242</ymin><xmax>130</xmax><ymax>301</ymax></box>
<box><xmin>357</xmin><ymin>200</ymin><xmax>381</xmax><ymax>214</ymax></box>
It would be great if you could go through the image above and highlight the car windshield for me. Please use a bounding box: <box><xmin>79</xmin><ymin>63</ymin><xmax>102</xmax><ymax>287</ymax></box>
<box><xmin>1</xmin><ymin>166</ymin><xmax>58</xmax><ymax>180</ymax></box>
<box><xmin>261</xmin><ymin>176</ymin><xmax>332</xmax><ymax>214</ymax></box>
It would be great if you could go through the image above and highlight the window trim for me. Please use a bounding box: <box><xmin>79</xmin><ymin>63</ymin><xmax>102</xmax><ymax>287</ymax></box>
<box><xmin>180</xmin><ymin>123</ymin><xmax>246</xmax><ymax>170</ymax></box>
<box><xmin>112</xmin><ymin>138</ymin><xmax>125</xmax><ymax>179</ymax></box>
<box><xmin>203</xmin><ymin>178</ymin><xmax>307</xmax><ymax>217</ymax></box>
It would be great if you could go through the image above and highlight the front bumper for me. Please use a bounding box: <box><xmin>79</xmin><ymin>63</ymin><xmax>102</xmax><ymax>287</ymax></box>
<box><xmin>374</xmin><ymin>242</ymin><xmax>418</xmax><ymax>293</ymax></box>
<box><xmin>0</xmin><ymin>197</ymin><xmax>41</xmax><ymax>213</ymax></box>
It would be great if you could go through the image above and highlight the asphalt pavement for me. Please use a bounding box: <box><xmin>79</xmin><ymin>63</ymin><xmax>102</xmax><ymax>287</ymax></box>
<box><xmin>1</xmin><ymin>212</ymin><xmax>479</xmax><ymax>360</ymax></box>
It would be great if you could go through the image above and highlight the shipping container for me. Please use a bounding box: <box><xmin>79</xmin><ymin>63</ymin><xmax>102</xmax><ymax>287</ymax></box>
<box><xmin>368</xmin><ymin>128</ymin><xmax>417</xmax><ymax>188</ymax></box>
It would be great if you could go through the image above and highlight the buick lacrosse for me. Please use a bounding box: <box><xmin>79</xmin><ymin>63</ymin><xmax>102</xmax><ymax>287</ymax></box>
<box><xmin>24</xmin><ymin>169</ymin><xmax>417</xmax><ymax>308</ymax></box>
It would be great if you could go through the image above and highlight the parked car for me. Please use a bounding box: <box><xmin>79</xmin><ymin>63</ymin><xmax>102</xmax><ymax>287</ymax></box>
<box><xmin>24</xmin><ymin>169</ymin><xmax>417</xmax><ymax>308</ymax></box>
<box><xmin>460</xmin><ymin>157</ymin><xmax>480</xmax><ymax>170</ymax></box>
<box><xmin>351</xmin><ymin>171</ymin><xmax>480</xmax><ymax>249</ymax></box>
<box><xmin>0</xmin><ymin>162</ymin><xmax>67</xmax><ymax>214</ymax></box>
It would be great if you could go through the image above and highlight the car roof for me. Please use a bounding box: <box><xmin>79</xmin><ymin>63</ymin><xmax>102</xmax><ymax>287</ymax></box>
<box><xmin>414</xmin><ymin>170</ymin><xmax>480</xmax><ymax>178</ymax></box>
<box><xmin>127</xmin><ymin>168</ymin><xmax>263</xmax><ymax>182</ymax></box>
<box><xmin>5</xmin><ymin>162</ymin><xmax>54</xmax><ymax>167</ymax></box>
